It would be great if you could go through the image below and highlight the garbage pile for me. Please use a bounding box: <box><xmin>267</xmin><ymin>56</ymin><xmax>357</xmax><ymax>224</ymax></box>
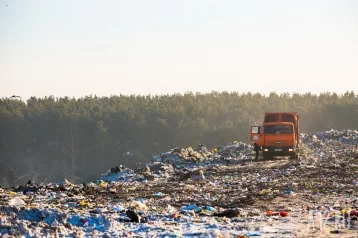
<box><xmin>1</xmin><ymin>130</ymin><xmax>358</xmax><ymax>237</ymax></box>
<box><xmin>300</xmin><ymin>130</ymin><xmax>358</xmax><ymax>161</ymax></box>
<box><xmin>100</xmin><ymin>165</ymin><xmax>145</xmax><ymax>183</ymax></box>
<box><xmin>152</xmin><ymin>142</ymin><xmax>252</xmax><ymax>168</ymax></box>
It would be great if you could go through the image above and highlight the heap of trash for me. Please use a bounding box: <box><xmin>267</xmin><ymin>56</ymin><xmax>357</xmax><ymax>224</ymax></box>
<box><xmin>152</xmin><ymin>142</ymin><xmax>251</xmax><ymax>168</ymax></box>
<box><xmin>1</xmin><ymin>129</ymin><xmax>358</xmax><ymax>237</ymax></box>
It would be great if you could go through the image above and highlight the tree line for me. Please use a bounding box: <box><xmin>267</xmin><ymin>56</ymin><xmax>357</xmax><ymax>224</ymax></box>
<box><xmin>1</xmin><ymin>91</ymin><xmax>357</xmax><ymax>187</ymax></box>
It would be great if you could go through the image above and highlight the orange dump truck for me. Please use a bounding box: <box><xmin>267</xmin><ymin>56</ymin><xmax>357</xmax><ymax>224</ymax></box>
<box><xmin>250</xmin><ymin>112</ymin><xmax>300</xmax><ymax>159</ymax></box>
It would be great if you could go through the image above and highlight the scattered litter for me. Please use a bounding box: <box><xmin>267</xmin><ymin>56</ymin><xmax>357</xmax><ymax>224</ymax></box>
<box><xmin>0</xmin><ymin>130</ymin><xmax>358</xmax><ymax>237</ymax></box>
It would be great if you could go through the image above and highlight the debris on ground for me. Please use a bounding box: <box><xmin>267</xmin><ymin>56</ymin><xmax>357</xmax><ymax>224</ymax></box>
<box><xmin>0</xmin><ymin>130</ymin><xmax>358</xmax><ymax>237</ymax></box>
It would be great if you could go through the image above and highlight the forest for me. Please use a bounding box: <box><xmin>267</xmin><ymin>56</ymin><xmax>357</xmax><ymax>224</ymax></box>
<box><xmin>1</xmin><ymin>91</ymin><xmax>357</xmax><ymax>187</ymax></box>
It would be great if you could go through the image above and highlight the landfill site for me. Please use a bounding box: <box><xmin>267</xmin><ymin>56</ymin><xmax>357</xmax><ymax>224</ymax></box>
<box><xmin>1</xmin><ymin>129</ymin><xmax>358</xmax><ymax>237</ymax></box>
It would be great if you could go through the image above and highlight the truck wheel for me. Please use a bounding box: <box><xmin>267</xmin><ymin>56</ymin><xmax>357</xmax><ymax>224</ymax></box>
<box><xmin>290</xmin><ymin>153</ymin><xmax>297</xmax><ymax>160</ymax></box>
<box><xmin>263</xmin><ymin>152</ymin><xmax>272</xmax><ymax>160</ymax></box>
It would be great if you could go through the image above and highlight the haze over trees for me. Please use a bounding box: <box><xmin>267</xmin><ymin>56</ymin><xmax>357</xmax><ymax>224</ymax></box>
<box><xmin>1</xmin><ymin>91</ymin><xmax>357</xmax><ymax>187</ymax></box>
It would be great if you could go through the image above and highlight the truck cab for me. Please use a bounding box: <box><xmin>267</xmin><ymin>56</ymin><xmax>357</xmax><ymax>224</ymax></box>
<box><xmin>250</xmin><ymin>112</ymin><xmax>300</xmax><ymax>160</ymax></box>
<box><xmin>264</xmin><ymin>112</ymin><xmax>300</xmax><ymax>146</ymax></box>
<box><xmin>262</xmin><ymin>122</ymin><xmax>298</xmax><ymax>159</ymax></box>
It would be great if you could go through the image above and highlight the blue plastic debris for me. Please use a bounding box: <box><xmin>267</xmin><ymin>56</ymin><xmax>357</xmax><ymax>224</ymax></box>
<box><xmin>203</xmin><ymin>205</ymin><xmax>216</xmax><ymax>212</ymax></box>
<box><xmin>181</xmin><ymin>204</ymin><xmax>202</xmax><ymax>213</ymax></box>
<box><xmin>152</xmin><ymin>192</ymin><xmax>163</xmax><ymax>197</ymax></box>
<box><xmin>248</xmin><ymin>231</ymin><xmax>261</xmax><ymax>236</ymax></box>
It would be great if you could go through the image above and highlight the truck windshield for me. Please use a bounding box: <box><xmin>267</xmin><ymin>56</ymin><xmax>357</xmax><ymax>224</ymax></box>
<box><xmin>264</xmin><ymin>125</ymin><xmax>293</xmax><ymax>134</ymax></box>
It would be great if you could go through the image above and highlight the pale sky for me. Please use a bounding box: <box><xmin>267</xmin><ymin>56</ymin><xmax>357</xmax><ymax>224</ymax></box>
<box><xmin>1</xmin><ymin>0</ymin><xmax>357</xmax><ymax>100</ymax></box>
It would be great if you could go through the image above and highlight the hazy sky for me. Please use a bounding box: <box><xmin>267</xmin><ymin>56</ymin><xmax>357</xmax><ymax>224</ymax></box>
<box><xmin>1</xmin><ymin>0</ymin><xmax>357</xmax><ymax>100</ymax></box>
